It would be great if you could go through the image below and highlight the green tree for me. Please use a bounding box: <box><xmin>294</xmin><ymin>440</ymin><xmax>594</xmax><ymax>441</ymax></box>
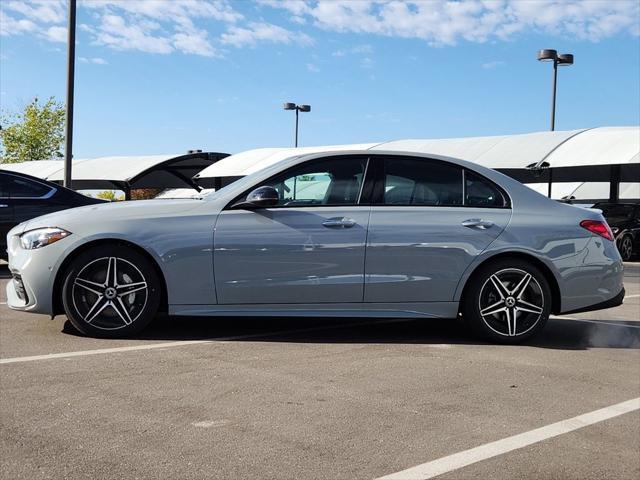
<box><xmin>0</xmin><ymin>97</ymin><xmax>65</xmax><ymax>163</ymax></box>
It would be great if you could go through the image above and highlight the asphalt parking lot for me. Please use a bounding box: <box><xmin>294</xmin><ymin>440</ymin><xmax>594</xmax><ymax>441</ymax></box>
<box><xmin>1</xmin><ymin>263</ymin><xmax>638</xmax><ymax>480</ymax></box>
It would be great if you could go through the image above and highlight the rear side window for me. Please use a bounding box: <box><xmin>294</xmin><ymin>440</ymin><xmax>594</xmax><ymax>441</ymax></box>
<box><xmin>10</xmin><ymin>177</ymin><xmax>54</xmax><ymax>198</ymax></box>
<box><xmin>380</xmin><ymin>157</ymin><xmax>463</xmax><ymax>206</ymax></box>
<box><xmin>465</xmin><ymin>170</ymin><xmax>508</xmax><ymax>207</ymax></box>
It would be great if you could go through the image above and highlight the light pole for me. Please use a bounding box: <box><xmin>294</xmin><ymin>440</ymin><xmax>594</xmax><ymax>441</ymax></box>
<box><xmin>283</xmin><ymin>102</ymin><xmax>311</xmax><ymax>147</ymax></box>
<box><xmin>64</xmin><ymin>0</ymin><xmax>77</xmax><ymax>189</ymax></box>
<box><xmin>537</xmin><ymin>49</ymin><xmax>573</xmax><ymax>131</ymax></box>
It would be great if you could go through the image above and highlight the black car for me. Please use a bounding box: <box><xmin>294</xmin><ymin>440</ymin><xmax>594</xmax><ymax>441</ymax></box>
<box><xmin>0</xmin><ymin>169</ymin><xmax>106</xmax><ymax>259</ymax></box>
<box><xmin>593</xmin><ymin>202</ymin><xmax>640</xmax><ymax>261</ymax></box>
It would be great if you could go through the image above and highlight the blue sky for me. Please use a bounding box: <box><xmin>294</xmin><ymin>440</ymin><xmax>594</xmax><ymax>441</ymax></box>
<box><xmin>1</xmin><ymin>0</ymin><xmax>639</xmax><ymax>158</ymax></box>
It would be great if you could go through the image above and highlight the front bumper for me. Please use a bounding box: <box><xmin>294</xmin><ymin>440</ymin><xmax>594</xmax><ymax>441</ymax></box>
<box><xmin>5</xmin><ymin>231</ymin><xmax>68</xmax><ymax>316</ymax></box>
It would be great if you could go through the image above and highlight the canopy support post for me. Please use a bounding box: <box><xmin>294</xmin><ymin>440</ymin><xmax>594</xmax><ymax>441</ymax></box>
<box><xmin>609</xmin><ymin>165</ymin><xmax>620</xmax><ymax>203</ymax></box>
<box><xmin>547</xmin><ymin>168</ymin><xmax>553</xmax><ymax>198</ymax></box>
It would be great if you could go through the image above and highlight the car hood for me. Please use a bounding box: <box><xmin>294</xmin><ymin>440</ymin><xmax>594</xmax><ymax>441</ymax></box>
<box><xmin>22</xmin><ymin>198</ymin><xmax>205</xmax><ymax>231</ymax></box>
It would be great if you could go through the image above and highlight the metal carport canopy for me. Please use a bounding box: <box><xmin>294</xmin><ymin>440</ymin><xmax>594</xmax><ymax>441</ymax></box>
<box><xmin>0</xmin><ymin>160</ymin><xmax>82</xmax><ymax>178</ymax></box>
<box><xmin>194</xmin><ymin>143</ymin><xmax>379</xmax><ymax>186</ymax></box>
<box><xmin>44</xmin><ymin>152</ymin><xmax>229</xmax><ymax>193</ymax></box>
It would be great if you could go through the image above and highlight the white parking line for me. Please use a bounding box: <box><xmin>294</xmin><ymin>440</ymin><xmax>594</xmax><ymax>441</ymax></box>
<box><xmin>0</xmin><ymin>318</ymin><xmax>411</xmax><ymax>365</ymax></box>
<box><xmin>624</xmin><ymin>294</ymin><xmax>640</xmax><ymax>299</ymax></box>
<box><xmin>377</xmin><ymin>397</ymin><xmax>640</xmax><ymax>480</ymax></box>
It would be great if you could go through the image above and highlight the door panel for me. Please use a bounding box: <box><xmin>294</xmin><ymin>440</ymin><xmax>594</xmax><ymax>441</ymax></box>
<box><xmin>364</xmin><ymin>207</ymin><xmax>511</xmax><ymax>302</ymax></box>
<box><xmin>214</xmin><ymin>207</ymin><xmax>370</xmax><ymax>304</ymax></box>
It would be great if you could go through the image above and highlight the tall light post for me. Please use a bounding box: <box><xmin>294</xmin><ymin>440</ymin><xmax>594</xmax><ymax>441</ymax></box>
<box><xmin>283</xmin><ymin>102</ymin><xmax>311</xmax><ymax>147</ymax></box>
<box><xmin>537</xmin><ymin>49</ymin><xmax>574</xmax><ymax>131</ymax></box>
<box><xmin>64</xmin><ymin>0</ymin><xmax>77</xmax><ymax>189</ymax></box>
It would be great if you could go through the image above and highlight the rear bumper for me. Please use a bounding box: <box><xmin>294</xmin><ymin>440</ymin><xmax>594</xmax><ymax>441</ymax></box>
<box><xmin>562</xmin><ymin>287</ymin><xmax>625</xmax><ymax>315</ymax></box>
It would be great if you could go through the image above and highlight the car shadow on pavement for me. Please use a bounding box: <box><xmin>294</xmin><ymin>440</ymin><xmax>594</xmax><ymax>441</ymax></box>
<box><xmin>60</xmin><ymin>314</ymin><xmax>640</xmax><ymax>351</ymax></box>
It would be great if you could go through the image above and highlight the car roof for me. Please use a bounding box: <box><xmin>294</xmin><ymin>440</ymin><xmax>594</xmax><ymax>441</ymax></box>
<box><xmin>1</xmin><ymin>168</ymin><xmax>74</xmax><ymax>193</ymax></box>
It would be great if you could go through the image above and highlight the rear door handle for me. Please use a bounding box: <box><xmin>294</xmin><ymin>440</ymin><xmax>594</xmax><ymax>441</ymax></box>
<box><xmin>322</xmin><ymin>217</ymin><xmax>356</xmax><ymax>229</ymax></box>
<box><xmin>462</xmin><ymin>218</ymin><xmax>494</xmax><ymax>229</ymax></box>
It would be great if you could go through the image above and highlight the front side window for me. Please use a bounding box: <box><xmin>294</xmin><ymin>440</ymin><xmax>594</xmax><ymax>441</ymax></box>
<box><xmin>10</xmin><ymin>177</ymin><xmax>54</xmax><ymax>198</ymax></box>
<box><xmin>380</xmin><ymin>157</ymin><xmax>463</xmax><ymax>206</ymax></box>
<box><xmin>253</xmin><ymin>156</ymin><xmax>368</xmax><ymax>207</ymax></box>
<box><xmin>465</xmin><ymin>170</ymin><xmax>508</xmax><ymax>207</ymax></box>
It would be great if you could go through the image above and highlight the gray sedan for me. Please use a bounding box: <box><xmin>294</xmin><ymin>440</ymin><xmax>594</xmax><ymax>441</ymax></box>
<box><xmin>5</xmin><ymin>151</ymin><xmax>624</xmax><ymax>343</ymax></box>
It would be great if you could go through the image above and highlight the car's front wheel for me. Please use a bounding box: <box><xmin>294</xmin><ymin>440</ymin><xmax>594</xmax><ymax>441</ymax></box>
<box><xmin>62</xmin><ymin>245</ymin><xmax>161</xmax><ymax>338</ymax></box>
<box><xmin>462</xmin><ymin>258</ymin><xmax>552</xmax><ymax>344</ymax></box>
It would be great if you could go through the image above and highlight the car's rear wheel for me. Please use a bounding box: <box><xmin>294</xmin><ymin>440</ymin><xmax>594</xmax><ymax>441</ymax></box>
<box><xmin>62</xmin><ymin>245</ymin><xmax>160</xmax><ymax>338</ymax></box>
<box><xmin>462</xmin><ymin>258</ymin><xmax>552</xmax><ymax>344</ymax></box>
<box><xmin>618</xmin><ymin>235</ymin><xmax>634</xmax><ymax>262</ymax></box>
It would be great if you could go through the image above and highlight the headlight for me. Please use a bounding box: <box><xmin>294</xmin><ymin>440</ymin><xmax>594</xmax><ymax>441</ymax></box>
<box><xmin>20</xmin><ymin>228</ymin><xmax>71</xmax><ymax>250</ymax></box>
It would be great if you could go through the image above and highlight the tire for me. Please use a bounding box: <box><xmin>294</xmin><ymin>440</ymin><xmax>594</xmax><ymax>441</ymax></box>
<box><xmin>62</xmin><ymin>245</ymin><xmax>161</xmax><ymax>338</ymax></box>
<box><xmin>462</xmin><ymin>258</ymin><xmax>552</xmax><ymax>344</ymax></box>
<box><xmin>618</xmin><ymin>235</ymin><xmax>634</xmax><ymax>262</ymax></box>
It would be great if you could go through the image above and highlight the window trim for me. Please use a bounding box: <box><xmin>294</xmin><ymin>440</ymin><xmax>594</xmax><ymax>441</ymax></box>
<box><xmin>370</xmin><ymin>155</ymin><xmax>511</xmax><ymax>209</ymax></box>
<box><xmin>223</xmin><ymin>155</ymin><xmax>374</xmax><ymax>210</ymax></box>
<box><xmin>0</xmin><ymin>172</ymin><xmax>57</xmax><ymax>200</ymax></box>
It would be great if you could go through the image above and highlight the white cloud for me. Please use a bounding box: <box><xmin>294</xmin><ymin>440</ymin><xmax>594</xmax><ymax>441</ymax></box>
<box><xmin>79</xmin><ymin>57</ymin><xmax>108</xmax><ymax>65</ymax></box>
<box><xmin>360</xmin><ymin>57</ymin><xmax>374</xmax><ymax>69</ymax></box>
<box><xmin>92</xmin><ymin>14</ymin><xmax>174</xmax><ymax>54</ymax></box>
<box><xmin>44</xmin><ymin>25</ymin><xmax>67</xmax><ymax>43</ymax></box>
<box><xmin>221</xmin><ymin>22</ymin><xmax>313</xmax><ymax>47</ymax></box>
<box><xmin>4</xmin><ymin>0</ymin><xmax>66</xmax><ymax>24</ymax></box>
<box><xmin>332</xmin><ymin>44</ymin><xmax>373</xmax><ymax>57</ymax></box>
<box><xmin>262</xmin><ymin>0</ymin><xmax>640</xmax><ymax>44</ymax></box>
<box><xmin>306</xmin><ymin>62</ymin><xmax>320</xmax><ymax>72</ymax></box>
<box><xmin>482</xmin><ymin>60</ymin><xmax>506</xmax><ymax>69</ymax></box>
<box><xmin>0</xmin><ymin>10</ymin><xmax>38</xmax><ymax>36</ymax></box>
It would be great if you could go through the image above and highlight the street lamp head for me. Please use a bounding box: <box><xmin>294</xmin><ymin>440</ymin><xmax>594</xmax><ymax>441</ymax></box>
<box><xmin>557</xmin><ymin>53</ymin><xmax>574</xmax><ymax>66</ymax></box>
<box><xmin>283</xmin><ymin>102</ymin><xmax>296</xmax><ymax>110</ymax></box>
<box><xmin>537</xmin><ymin>49</ymin><xmax>557</xmax><ymax>62</ymax></box>
<box><xmin>298</xmin><ymin>104</ymin><xmax>311</xmax><ymax>113</ymax></box>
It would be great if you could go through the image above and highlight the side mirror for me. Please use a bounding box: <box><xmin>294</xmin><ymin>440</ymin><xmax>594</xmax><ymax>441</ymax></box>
<box><xmin>231</xmin><ymin>186</ymin><xmax>279</xmax><ymax>209</ymax></box>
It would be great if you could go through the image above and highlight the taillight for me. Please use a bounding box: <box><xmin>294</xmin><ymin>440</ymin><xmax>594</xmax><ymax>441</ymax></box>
<box><xmin>580</xmin><ymin>220</ymin><xmax>614</xmax><ymax>241</ymax></box>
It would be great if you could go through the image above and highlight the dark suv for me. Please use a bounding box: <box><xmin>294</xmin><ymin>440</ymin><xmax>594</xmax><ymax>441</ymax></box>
<box><xmin>1</xmin><ymin>169</ymin><xmax>106</xmax><ymax>259</ymax></box>
<box><xmin>593</xmin><ymin>202</ymin><xmax>640</xmax><ymax>261</ymax></box>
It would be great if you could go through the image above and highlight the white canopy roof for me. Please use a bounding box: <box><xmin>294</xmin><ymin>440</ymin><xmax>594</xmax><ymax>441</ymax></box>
<box><xmin>46</xmin><ymin>154</ymin><xmax>181</xmax><ymax>183</ymax></box>
<box><xmin>195</xmin><ymin>144</ymin><xmax>379</xmax><ymax>179</ymax></box>
<box><xmin>195</xmin><ymin>127</ymin><xmax>638</xmax><ymax>181</ymax></box>
<box><xmin>2</xmin><ymin>152</ymin><xmax>228</xmax><ymax>191</ymax></box>
<box><xmin>543</xmin><ymin>127</ymin><xmax>639</xmax><ymax>168</ymax></box>
<box><xmin>0</xmin><ymin>160</ymin><xmax>81</xmax><ymax>178</ymax></box>
<box><xmin>371</xmin><ymin>129</ymin><xmax>585</xmax><ymax>169</ymax></box>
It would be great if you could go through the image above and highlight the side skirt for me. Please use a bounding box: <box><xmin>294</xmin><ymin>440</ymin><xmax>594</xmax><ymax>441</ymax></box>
<box><xmin>168</xmin><ymin>302</ymin><xmax>459</xmax><ymax>319</ymax></box>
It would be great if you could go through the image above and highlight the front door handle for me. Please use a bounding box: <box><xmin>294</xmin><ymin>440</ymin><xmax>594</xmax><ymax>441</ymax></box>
<box><xmin>462</xmin><ymin>218</ymin><xmax>494</xmax><ymax>229</ymax></box>
<box><xmin>322</xmin><ymin>217</ymin><xmax>356</xmax><ymax>229</ymax></box>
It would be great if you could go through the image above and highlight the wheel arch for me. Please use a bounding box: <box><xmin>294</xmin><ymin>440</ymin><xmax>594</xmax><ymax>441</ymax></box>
<box><xmin>457</xmin><ymin>252</ymin><xmax>562</xmax><ymax>314</ymax></box>
<box><xmin>52</xmin><ymin>238</ymin><xmax>169</xmax><ymax>316</ymax></box>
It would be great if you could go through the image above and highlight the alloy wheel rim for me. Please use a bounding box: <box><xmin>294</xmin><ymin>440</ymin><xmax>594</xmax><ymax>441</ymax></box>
<box><xmin>72</xmin><ymin>257</ymin><xmax>148</xmax><ymax>330</ymax></box>
<box><xmin>478</xmin><ymin>268</ymin><xmax>544</xmax><ymax>337</ymax></box>
<box><xmin>621</xmin><ymin>238</ymin><xmax>632</xmax><ymax>260</ymax></box>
